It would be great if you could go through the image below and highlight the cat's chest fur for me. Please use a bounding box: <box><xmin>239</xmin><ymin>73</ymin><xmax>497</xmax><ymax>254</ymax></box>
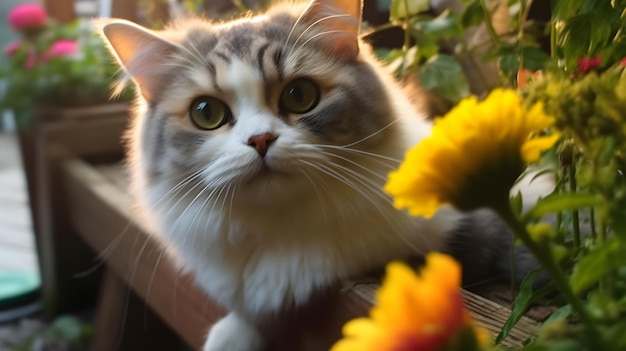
<box><xmin>147</xmin><ymin>164</ymin><xmax>462</xmax><ymax>317</ymax></box>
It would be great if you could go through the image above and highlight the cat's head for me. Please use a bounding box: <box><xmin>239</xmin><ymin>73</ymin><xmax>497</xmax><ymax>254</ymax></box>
<box><xmin>100</xmin><ymin>0</ymin><xmax>425</xmax><ymax>216</ymax></box>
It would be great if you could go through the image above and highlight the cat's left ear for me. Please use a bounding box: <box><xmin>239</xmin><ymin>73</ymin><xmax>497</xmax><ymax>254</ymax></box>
<box><xmin>301</xmin><ymin>0</ymin><xmax>363</xmax><ymax>61</ymax></box>
<box><xmin>97</xmin><ymin>19</ymin><xmax>179</xmax><ymax>102</ymax></box>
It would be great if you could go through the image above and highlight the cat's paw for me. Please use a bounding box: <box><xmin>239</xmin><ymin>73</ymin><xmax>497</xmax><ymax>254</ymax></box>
<box><xmin>204</xmin><ymin>313</ymin><xmax>265</xmax><ymax>351</ymax></box>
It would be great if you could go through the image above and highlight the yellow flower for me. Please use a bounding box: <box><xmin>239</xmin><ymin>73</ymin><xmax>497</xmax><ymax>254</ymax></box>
<box><xmin>385</xmin><ymin>89</ymin><xmax>559</xmax><ymax>218</ymax></box>
<box><xmin>331</xmin><ymin>253</ymin><xmax>490</xmax><ymax>351</ymax></box>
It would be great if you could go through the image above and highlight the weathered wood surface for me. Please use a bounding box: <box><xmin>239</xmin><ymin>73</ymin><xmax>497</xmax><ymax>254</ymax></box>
<box><xmin>17</xmin><ymin>102</ymin><xmax>129</xmax><ymax>314</ymax></box>
<box><xmin>62</xmin><ymin>159</ymin><xmax>539</xmax><ymax>350</ymax></box>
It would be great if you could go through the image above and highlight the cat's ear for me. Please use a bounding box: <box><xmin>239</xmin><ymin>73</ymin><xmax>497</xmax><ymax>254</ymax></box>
<box><xmin>301</xmin><ymin>0</ymin><xmax>363</xmax><ymax>61</ymax></box>
<box><xmin>99</xmin><ymin>19</ymin><xmax>178</xmax><ymax>102</ymax></box>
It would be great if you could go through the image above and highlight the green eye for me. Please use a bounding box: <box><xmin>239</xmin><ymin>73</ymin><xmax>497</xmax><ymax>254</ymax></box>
<box><xmin>189</xmin><ymin>96</ymin><xmax>232</xmax><ymax>130</ymax></box>
<box><xmin>280</xmin><ymin>78</ymin><xmax>320</xmax><ymax>114</ymax></box>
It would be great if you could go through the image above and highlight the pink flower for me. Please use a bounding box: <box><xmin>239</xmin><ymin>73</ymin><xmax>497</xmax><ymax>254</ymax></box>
<box><xmin>621</xmin><ymin>57</ymin><xmax>626</xmax><ymax>67</ymax></box>
<box><xmin>4</xmin><ymin>41</ymin><xmax>23</xmax><ymax>56</ymax></box>
<box><xmin>24</xmin><ymin>50</ymin><xmax>37</xmax><ymax>70</ymax></box>
<box><xmin>577</xmin><ymin>56</ymin><xmax>602</xmax><ymax>73</ymax></box>
<box><xmin>7</xmin><ymin>3</ymin><xmax>47</xmax><ymax>31</ymax></box>
<box><xmin>42</xmin><ymin>40</ymin><xmax>78</xmax><ymax>61</ymax></box>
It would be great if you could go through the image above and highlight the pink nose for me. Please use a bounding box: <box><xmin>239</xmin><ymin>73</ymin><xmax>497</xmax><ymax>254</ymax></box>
<box><xmin>247</xmin><ymin>133</ymin><xmax>277</xmax><ymax>157</ymax></box>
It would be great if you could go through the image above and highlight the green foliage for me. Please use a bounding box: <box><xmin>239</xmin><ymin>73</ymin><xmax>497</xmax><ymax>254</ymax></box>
<box><xmin>372</xmin><ymin>0</ymin><xmax>626</xmax><ymax>104</ymax></box>
<box><xmin>418</xmin><ymin>54</ymin><xmax>469</xmax><ymax>102</ymax></box>
<box><xmin>370</xmin><ymin>1</ymin><xmax>626</xmax><ymax>350</ymax></box>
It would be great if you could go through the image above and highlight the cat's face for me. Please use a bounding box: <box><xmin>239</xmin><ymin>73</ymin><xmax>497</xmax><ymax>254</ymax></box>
<box><xmin>102</xmin><ymin>0</ymin><xmax>417</xmax><ymax>218</ymax></box>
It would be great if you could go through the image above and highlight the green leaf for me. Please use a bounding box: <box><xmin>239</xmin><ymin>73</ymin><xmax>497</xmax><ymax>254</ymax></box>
<box><xmin>551</xmin><ymin>0</ymin><xmax>583</xmax><ymax>19</ymax></box>
<box><xmin>570</xmin><ymin>240</ymin><xmax>622</xmax><ymax>294</ymax></box>
<box><xmin>525</xmin><ymin>193</ymin><xmax>604</xmax><ymax>220</ymax></box>
<box><xmin>510</xmin><ymin>191</ymin><xmax>524</xmax><ymax>217</ymax></box>
<box><xmin>521</xmin><ymin>46</ymin><xmax>551</xmax><ymax>72</ymax></box>
<box><xmin>390</xmin><ymin>0</ymin><xmax>430</xmax><ymax>21</ymax></box>
<box><xmin>601</xmin><ymin>320</ymin><xmax>626</xmax><ymax>349</ymax></box>
<box><xmin>412</xmin><ymin>10</ymin><xmax>464</xmax><ymax>41</ymax></box>
<box><xmin>418</xmin><ymin>54</ymin><xmax>470</xmax><ymax>102</ymax></box>
<box><xmin>542</xmin><ymin>305</ymin><xmax>572</xmax><ymax>326</ymax></box>
<box><xmin>50</xmin><ymin>316</ymin><xmax>84</xmax><ymax>341</ymax></box>
<box><xmin>559</xmin><ymin>13</ymin><xmax>611</xmax><ymax>69</ymax></box>
<box><xmin>416</xmin><ymin>35</ymin><xmax>439</xmax><ymax>60</ymax></box>
<box><xmin>496</xmin><ymin>270</ymin><xmax>540</xmax><ymax>344</ymax></box>
<box><xmin>460</xmin><ymin>0</ymin><xmax>484</xmax><ymax>27</ymax></box>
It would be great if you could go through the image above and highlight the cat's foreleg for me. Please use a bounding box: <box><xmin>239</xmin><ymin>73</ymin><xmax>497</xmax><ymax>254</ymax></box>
<box><xmin>204</xmin><ymin>312</ymin><xmax>265</xmax><ymax>351</ymax></box>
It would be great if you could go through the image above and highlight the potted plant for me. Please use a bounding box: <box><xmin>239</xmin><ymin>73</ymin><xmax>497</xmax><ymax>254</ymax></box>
<box><xmin>0</xmin><ymin>3</ymin><xmax>130</xmax><ymax>128</ymax></box>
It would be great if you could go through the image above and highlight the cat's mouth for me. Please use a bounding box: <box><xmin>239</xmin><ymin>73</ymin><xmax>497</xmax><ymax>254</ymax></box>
<box><xmin>245</xmin><ymin>162</ymin><xmax>288</xmax><ymax>184</ymax></box>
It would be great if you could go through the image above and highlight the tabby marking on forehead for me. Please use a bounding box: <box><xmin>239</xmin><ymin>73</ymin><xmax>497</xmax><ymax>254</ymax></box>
<box><xmin>218</xmin><ymin>59</ymin><xmax>264</xmax><ymax>105</ymax></box>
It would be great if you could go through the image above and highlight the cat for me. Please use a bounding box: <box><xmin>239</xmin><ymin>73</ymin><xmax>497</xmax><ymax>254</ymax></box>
<box><xmin>99</xmin><ymin>0</ymin><xmax>541</xmax><ymax>349</ymax></box>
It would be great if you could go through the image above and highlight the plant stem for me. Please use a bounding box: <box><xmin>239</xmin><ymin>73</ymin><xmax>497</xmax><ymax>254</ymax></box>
<box><xmin>362</xmin><ymin>22</ymin><xmax>401</xmax><ymax>37</ymax></box>
<box><xmin>495</xmin><ymin>204</ymin><xmax>600</xmax><ymax>345</ymax></box>
<box><xmin>590</xmin><ymin>207</ymin><xmax>597</xmax><ymax>239</ymax></box>
<box><xmin>402</xmin><ymin>0</ymin><xmax>411</xmax><ymax>51</ymax></box>
<box><xmin>479</xmin><ymin>0</ymin><xmax>501</xmax><ymax>46</ymax></box>
<box><xmin>550</xmin><ymin>18</ymin><xmax>557</xmax><ymax>59</ymax></box>
<box><xmin>568</xmin><ymin>163</ymin><xmax>581</xmax><ymax>250</ymax></box>
<box><xmin>401</xmin><ymin>0</ymin><xmax>412</xmax><ymax>72</ymax></box>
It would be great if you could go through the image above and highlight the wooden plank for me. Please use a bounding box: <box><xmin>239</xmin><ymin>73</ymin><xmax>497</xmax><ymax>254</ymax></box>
<box><xmin>62</xmin><ymin>159</ymin><xmax>540</xmax><ymax>350</ymax></box>
<box><xmin>91</xmin><ymin>268</ymin><xmax>182</xmax><ymax>351</ymax></box>
<box><xmin>112</xmin><ymin>0</ymin><xmax>138</xmax><ymax>22</ymax></box>
<box><xmin>62</xmin><ymin>159</ymin><xmax>223</xmax><ymax>350</ymax></box>
<box><xmin>40</xmin><ymin>103</ymin><xmax>129</xmax><ymax>122</ymax></box>
<box><xmin>92</xmin><ymin>269</ymin><xmax>126</xmax><ymax>351</ymax></box>
<box><xmin>43</xmin><ymin>116</ymin><xmax>128</xmax><ymax>159</ymax></box>
<box><xmin>43</xmin><ymin>0</ymin><xmax>76</xmax><ymax>23</ymax></box>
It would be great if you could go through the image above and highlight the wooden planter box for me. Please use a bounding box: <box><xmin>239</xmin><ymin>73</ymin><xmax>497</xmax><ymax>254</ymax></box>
<box><xmin>16</xmin><ymin>102</ymin><xmax>130</xmax><ymax>314</ymax></box>
<box><xmin>20</xmin><ymin>102</ymin><xmax>540</xmax><ymax>350</ymax></box>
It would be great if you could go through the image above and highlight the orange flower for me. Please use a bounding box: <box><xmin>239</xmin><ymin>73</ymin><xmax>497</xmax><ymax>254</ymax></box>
<box><xmin>517</xmin><ymin>68</ymin><xmax>543</xmax><ymax>89</ymax></box>
<box><xmin>330</xmin><ymin>253</ymin><xmax>490</xmax><ymax>351</ymax></box>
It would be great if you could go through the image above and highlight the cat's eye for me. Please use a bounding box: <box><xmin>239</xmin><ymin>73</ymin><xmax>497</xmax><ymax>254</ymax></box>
<box><xmin>279</xmin><ymin>78</ymin><xmax>320</xmax><ymax>114</ymax></box>
<box><xmin>189</xmin><ymin>96</ymin><xmax>232</xmax><ymax>130</ymax></box>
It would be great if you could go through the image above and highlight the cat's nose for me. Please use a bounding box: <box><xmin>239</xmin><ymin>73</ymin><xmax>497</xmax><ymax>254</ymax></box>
<box><xmin>247</xmin><ymin>133</ymin><xmax>277</xmax><ymax>157</ymax></box>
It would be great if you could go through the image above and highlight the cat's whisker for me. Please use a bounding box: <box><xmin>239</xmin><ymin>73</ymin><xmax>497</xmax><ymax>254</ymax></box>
<box><xmin>151</xmin><ymin>168</ymin><xmax>207</xmax><ymax>209</ymax></box>
<box><xmin>283</xmin><ymin>2</ymin><xmax>312</xmax><ymax>54</ymax></box>
<box><xmin>182</xmin><ymin>176</ymin><xmax>223</xmax><ymax>240</ymax></box>
<box><xmin>341</xmin><ymin>118</ymin><xmax>403</xmax><ymax>149</ymax></box>
<box><xmin>287</xmin><ymin>14</ymin><xmax>351</xmax><ymax>58</ymax></box>
<box><xmin>316</xmin><ymin>150</ymin><xmax>390</xmax><ymax>181</ymax></box>
<box><xmin>297</xmin><ymin>167</ymin><xmax>340</xmax><ymax>227</ymax></box>
<box><xmin>227</xmin><ymin>177</ymin><xmax>241</xmax><ymax>226</ymax></box>
<box><xmin>175</xmin><ymin>40</ymin><xmax>209</xmax><ymax>68</ymax></box>
<box><xmin>302</xmin><ymin>159</ymin><xmax>426</xmax><ymax>255</ymax></box>
<box><xmin>312</xmin><ymin>144</ymin><xmax>403</xmax><ymax>164</ymax></box>
<box><xmin>144</xmin><ymin>247</ymin><xmax>166</xmax><ymax>326</ymax></box>
<box><xmin>161</xmin><ymin>172</ymin><xmax>210</xmax><ymax>222</ymax></box>
<box><xmin>290</xmin><ymin>29</ymin><xmax>350</xmax><ymax>59</ymax></box>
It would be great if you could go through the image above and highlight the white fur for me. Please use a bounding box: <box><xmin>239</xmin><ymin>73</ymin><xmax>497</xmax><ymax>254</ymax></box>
<box><xmin>204</xmin><ymin>313</ymin><xmax>264</xmax><ymax>351</ymax></box>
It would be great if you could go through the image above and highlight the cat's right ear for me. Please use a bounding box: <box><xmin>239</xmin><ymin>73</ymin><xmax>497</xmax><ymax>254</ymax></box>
<box><xmin>98</xmin><ymin>19</ymin><xmax>178</xmax><ymax>102</ymax></box>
